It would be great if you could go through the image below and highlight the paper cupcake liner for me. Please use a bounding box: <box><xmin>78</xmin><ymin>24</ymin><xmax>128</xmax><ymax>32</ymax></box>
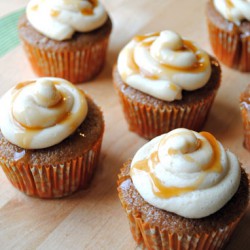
<box><xmin>0</xmin><ymin>137</ymin><xmax>103</xmax><ymax>198</ymax></box>
<box><xmin>116</xmin><ymin>89</ymin><xmax>216</xmax><ymax>140</ymax></box>
<box><xmin>117</xmin><ymin>172</ymin><xmax>244</xmax><ymax>250</ymax></box>
<box><xmin>124</xmin><ymin>212</ymin><xmax>241</xmax><ymax>250</ymax></box>
<box><xmin>240</xmin><ymin>102</ymin><xmax>250</xmax><ymax>151</ymax></box>
<box><xmin>238</xmin><ymin>34</ymin><xmax>250</xmax><ymax>73</ymax></box>
<box><xmin>20</xmin><ymin>37</ymin><xmax>109</xmax><ymax>83</ymax></box>
<box><xmin>207</xmin><ymin>16</ymin><xmax>250</xmax><ymax>72</ymax></box>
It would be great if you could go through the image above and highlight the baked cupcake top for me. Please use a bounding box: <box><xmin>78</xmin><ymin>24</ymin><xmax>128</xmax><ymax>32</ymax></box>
<box><xmin>213</xmin><ymin>0</ymin><xmax>250</xmax><ymax>25</ymax></box>
<box><xmin>117</xmin><ymin>30</ymin><xmax>212</xmax><ymax>102</ymax></box>
<box><xmin>130</xmin><ymin>128</ymin><xmax>241</xmax><ymax>218</ymax></box>
<box><xmin>26</xmin><ymin>0</ymin><xmax>108</xmax><ymax>41</ymax></box>
<box><xmin>0</xmin><ymin>77</ymin><xmax>88</xmax><ymax>149</ymax></box>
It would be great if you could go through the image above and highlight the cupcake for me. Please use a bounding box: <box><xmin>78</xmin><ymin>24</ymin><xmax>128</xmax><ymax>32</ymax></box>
<box><xmin>117</xmin><ymin>128</ymin><xmax>249</xmax><ymax>250</ymax></box>
<box><xmin>113</xmin><ymin>30</ymin><xmax>221</xmax><ymax>139</ymax></box>
<box><xmin>240</xmin><ymin>84</ymin><xmax>250</xmax><ymax>151</ymax></box>
<box><xmin>0</xmin><ymin>77</ymin><xmax>104</xmax><ymax>198</ymax></box>
<box><xmin>18</xmin><ymin>0</ymin><xmax>112</xmax><ymax>83</ymax></box>
<box><xmin>206</xmin><ymin>0</ymin><xmax>250</xmax><ymax>72</ymax></box>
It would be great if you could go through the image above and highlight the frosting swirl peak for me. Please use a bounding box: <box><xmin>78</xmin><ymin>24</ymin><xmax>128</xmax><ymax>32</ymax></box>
<box><xmin>27</xmin><ymin>0</ymin><xmax>108</xmax><ymax>41</ymax></box>
<box><xmin>0</xmin><ymin>77</ymin><xmax>88</xmax><ymax>149</ymax></box>
<box><xmin>130</xmin><ymin>128</ymin><xmax>241</xmax><ymax>218</ymax></box>
<box><xmin>117</xmin><ymin>30</ymin><xmax>211</xmax><ymax>102</ymax></box>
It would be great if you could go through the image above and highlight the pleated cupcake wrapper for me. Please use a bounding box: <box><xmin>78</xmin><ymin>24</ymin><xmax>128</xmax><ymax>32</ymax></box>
<box><xmin>0</xmin><ymin>137</ymin><xmax>102</xmax><ymax>198</ymax></box>
<box><xmin>117</xmin><ymin>90</ymin><xmax>217</xmax><ymax>140</ymax></box>
<box><xmin>117</xmin><ymin>178</ymin><xmax>243</xmax><ymax>250</ymax></box>
<box><xmin>117</xmin><ymin>164</ymin><xmax>247</xmax><ymax>250</ymax></box>
<box><xmin>125</xmin><ymin>210</ymin><xmax>242</xmax><ymax>250</ymax></box>
<box><xmin>207</xmin><ymin>17</ymin><xmax>250</xmax><ymax>72</ymax></box>
<box><xmin>20</xmin><ymin>37</ymin><xmax>109</xmax><ymax>83</ymax></box>
<box><xmin>240</xmin><ymin>103</ymin><xmax>250</xmax><ymax>151</ymax></box>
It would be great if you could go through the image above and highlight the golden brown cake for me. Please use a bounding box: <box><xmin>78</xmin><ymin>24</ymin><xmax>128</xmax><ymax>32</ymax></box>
<box><xmin>206</xmin><ymin>0</ymin><xmax>250</xmax><ymax>71</ymax></box>
<box><xmin>240</xmin><ymin>84</ymin><xmax>250</xmax><ymax>151</ymax></box>
<box><xmin>18</xmin><ymin>0</ymin><xmax>112</xmax><ymax>83</ymax></box>
<box><xmin>117</xmin><ymin>129</ymin><xmax>249</xmax><ymax>250</ymax></box>
<box><xmin>113</xmin><ymin>30</ymin><xmax>221</xmax><ymax>139</ymax></box>
<box><xmin>0</xmin><ymin>77</ymin><xmax>104</xmax><ymax>198</ymax></box>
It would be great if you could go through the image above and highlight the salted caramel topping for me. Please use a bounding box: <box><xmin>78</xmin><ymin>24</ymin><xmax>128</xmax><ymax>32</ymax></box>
<box><xmin>131</xmin><ymin>155</ymin><xmax>198</xmax><ymax>199</ymax></box>
<box><xmin>200</xmin><ymin>132</ymin><xmax>222</xmax><ymax>173</ymax></box>
<box><xmin>130</xmin><ymin>128</ymin><xmax>241</xmax><ymax>218</ymax></box>
<box><xmin>81</xmin><ymin>7</ymin><xmax>93</xmax><ymax>15</ymax></box>
<box><xmin>134</xmin><ymin>32</ymin><xmax>160</xmax><ymax>43</ymax></box>
<box><xmin>161</xmin><ymin>131</ymin><xmax>201</xmax><ymax>155</ymax></box>
<box><xmin>15</xmin><ymin>80</ymin><xmax>35</xmax><ymax>90</ymax></box>
<box><xmin>50</xmin><ymin>9</ymin><xmax>60</xmax><ymax>17</ymax></box>
<box><xmin>0</xmin><ymin>77</ymin><xmax>88</xmax><ymax>149</ymax></box>
<box><xmin>117</xmin><ymin>30</ymin><xmax>211</xmax><ymax>102</ymax></box>
<box><xmin>226</xmin><ymin>0</ymin><xmax>234</xmax><ymax>8</ymax></box>
<box><xmin>80</xmin><ymin>0</ymin><xmax>99</xmax><ymax>15</ymax></box>
<box><xmin>31</xmin><ymin>4</ymin><xmax>39</xmax><ymax>11</ymax></box>
<box><xmin>131</xmin><ymin>131</ymin><xmax>216</xmax><ymax>198</ymax></box>
<box><xmin>27</xmin><ymin>0</ymin><xmax>108</xmax><ymax>41</ymax></box>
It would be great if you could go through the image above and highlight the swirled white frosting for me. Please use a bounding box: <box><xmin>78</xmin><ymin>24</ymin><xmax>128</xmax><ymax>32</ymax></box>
<box><xmin>26</xmin><ymin>0</ymin><xmax>108</xmax><ymax>41</ymax></box>
<box><xmin>0</xmin><ymin>77</ymin><xmax>88</xmax><ymax>149</ymax></box>
<box><xmin>117</xmin><ymin>30</ymin><xmax>211</xmax><ymax>102</ymax></box>
<box><xmin>130</xmin><ymin>128</ymin><xmax>241</xmax><ymax>218</ymax></box>
<box><xmin>214</xmin><ymin>0</ymin><xmax>250</xmax><ymax>25</ymax></box>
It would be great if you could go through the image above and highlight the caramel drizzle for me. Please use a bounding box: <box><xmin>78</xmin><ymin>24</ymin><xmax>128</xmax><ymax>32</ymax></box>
<box><xmin>81</xmin><ymin>0</ymin><xmax>98</xmax><ymax>15</ymax></box>
<box><xmin>226</xmin><ymin>0</ymin><xmax>234</xmax><ymax>9</ymax></box>
<box><xmin>31</xmin><ymin>4</ymin><xmax>39</xmax><ymax>11</ymax></box>
<box><xmin>12</xmin><ymin>87</ymin><xmax>71</xmax><ymax>130</ymax></box>
<box><xmin>10</xmin><ymin>81</ymin><xmax>76</xmax><ymax>149</ymax></box>
<box><xmin>50</xmin><ymin>9</ymin><xmax>60</xmax><ymax>17</ymax></box>
<box><xmin>130</xmin><ymin>33</ymin><xmax>209</xmax><ymax>80</ymax></box>
<box><xmin>131</xmin><ymin>132</ymin><xmax>222</xmax><ymax>198</ymax></box>
<box><xmin>199</xmin><ymin>132</ymin><xmax>222</xmax><ymax>173</ymax></box>
<box><xmin>47</xmin><ymin>0</ymin><xmax>98</xmax><ymax>17</ymax></box>
<box><xmin>81</xmin><ymin>8</ymin><xmax>93</xmax><ymax>15</ymax></box>
<box><xmin>225</xmin><ymin>0</ymin><xmax>235</xmax><ymax>21</ymax></box>
<box><xmin>14</xmin><ymin>80</ymin><xmax>35</xmax><ymax>90</ymax></box>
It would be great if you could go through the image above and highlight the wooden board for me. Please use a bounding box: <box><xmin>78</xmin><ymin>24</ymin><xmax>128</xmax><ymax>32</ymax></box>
<box><xmin>0</xmin><ymin>1</ymin><xmax>249</xmax><ymax>249</ymax></box>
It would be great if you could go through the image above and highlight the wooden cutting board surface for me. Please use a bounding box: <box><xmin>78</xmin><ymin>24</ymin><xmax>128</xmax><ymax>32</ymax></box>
<box><xmin>0</xmin><ymin>1</ymin><xmax>249</xmax><ymax>249</ymax></box>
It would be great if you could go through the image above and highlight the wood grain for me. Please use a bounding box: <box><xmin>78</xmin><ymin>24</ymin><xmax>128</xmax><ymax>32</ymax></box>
<box><xmin>0</xmin><ymin>1</ymin><xmax>249</xmax><ymax>249</ymax></box>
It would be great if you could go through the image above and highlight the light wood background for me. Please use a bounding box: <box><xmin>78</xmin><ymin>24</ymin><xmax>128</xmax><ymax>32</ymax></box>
<box><xmin>0</xmin><ymin>1</ymin><xmax>249</xmax><ymax>249</ymax></box>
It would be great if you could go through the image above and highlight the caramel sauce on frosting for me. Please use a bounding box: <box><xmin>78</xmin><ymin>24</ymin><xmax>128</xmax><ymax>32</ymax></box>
<box><xmin>130</xmin><ymin>128</ymin><xmax>241</xmax><ymax>218</ymax></box>
<box><xmin>131</xmin><ymin>131</ymin><xmax>222</xmax><ymax>198</ymax></box>
<box><xmin>26</xmin><ymin>0</ymin><xmax>108</xmax><ymax>41</ymax></box>
<box><xmin>117</xmin><ymin>30</ymin><xmax>211</xmax><ymax>102</ymax></box>
<box><xmin>0</xmin><ymin>77</ymin><xmax>88</xmax><ymax>149</ymax></box>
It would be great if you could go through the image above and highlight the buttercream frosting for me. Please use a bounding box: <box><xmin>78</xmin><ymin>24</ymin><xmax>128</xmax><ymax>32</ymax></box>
<box><xmin>26</xmin><ymin>0</ymin><xmax>108</xmax><ymax>41</ymax></box>
<box><xmin>117</xmin><ymin>30</ymin><xmax>211</xmax><ymax>102</ymax></box>
<box><xmin>213</xmin><ymin>0</ymin><xmax>250</xmax><ymax>25</ymax></box>
<box><xmin>130</xmin><ymin>128</ymin><xmax>241</xmax><ymax>218</ymax></box>
<box><xmin>0</xmin><ymin>77</ymin><xmax>88</xmax><ymax>149</ymax></box>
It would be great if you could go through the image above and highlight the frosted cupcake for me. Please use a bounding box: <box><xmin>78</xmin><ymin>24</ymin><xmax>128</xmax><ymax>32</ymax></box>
<box><xmin>117</xmin><ymin>128</ymin><xmax>249</xmax><ymax>249</ymax></box>
<box><xmin>18</xmin><ymin>0</ymin><xmax>112</xmax><ymax>83</ymax></box>
<box><xmin>206</xmin><ymin>0</ymin><xmax>250</xmax><ymax>71</ymax></box>
<box><xmin>0</xmin><ymin>77</ymin><xmax>104</xmax><ymax>198</ymax></box>
<box><xmin>113</xmin><ymin>30</ymin><xmax>221</xmax><ymax>139</ymax></box>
